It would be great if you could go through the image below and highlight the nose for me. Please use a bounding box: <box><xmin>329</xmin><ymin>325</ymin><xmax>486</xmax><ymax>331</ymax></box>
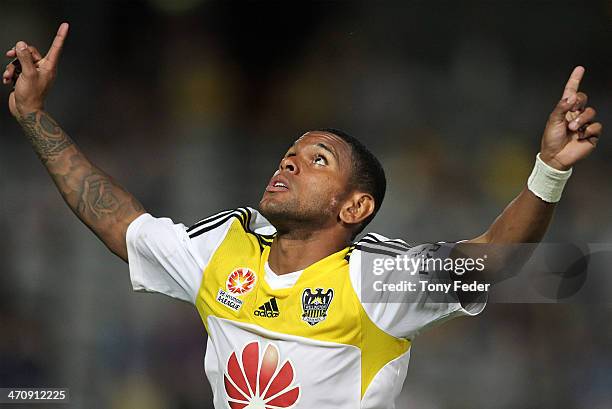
<box><xmin>280</xmin><ymin>156</ymin><xmax>298</xmax><ymax>174</ymax></box>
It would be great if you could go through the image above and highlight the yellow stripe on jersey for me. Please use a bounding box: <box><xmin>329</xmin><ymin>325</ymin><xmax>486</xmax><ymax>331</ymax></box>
<box><xmin>195</xmin><ymin>216</ymin><xmax>410</xmax><ymax>398</ymax></box>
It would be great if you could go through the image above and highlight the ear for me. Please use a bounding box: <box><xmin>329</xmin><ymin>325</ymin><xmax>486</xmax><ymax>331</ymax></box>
<box><xmin>339</xmin><ymin>192</ymin><xmax>375</xmax><ymax>227</ymax></box>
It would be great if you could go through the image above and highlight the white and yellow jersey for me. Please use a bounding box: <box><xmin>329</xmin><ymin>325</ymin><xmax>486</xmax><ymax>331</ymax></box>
<box><xmin>126</xmin><ymin>207</ymin><xmax>484</xmax><ymax>409</ymax></box>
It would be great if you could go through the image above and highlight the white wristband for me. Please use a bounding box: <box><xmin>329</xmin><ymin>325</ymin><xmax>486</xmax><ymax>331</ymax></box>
<box><xmin>527</xmin><ymin>153</ymin><xmax>572</xmax><ymax>203</ymax></box>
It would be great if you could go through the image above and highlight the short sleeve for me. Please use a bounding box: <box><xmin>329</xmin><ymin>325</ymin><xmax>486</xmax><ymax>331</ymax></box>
<box><xmin>126</xmin><ymin>210</ymin><xmax>238</xmax><ymax>303</ymax></box>
<box><xmin>350</xmin><ymin>233</ymin><xmax>487</xmax><ymax>339</ymax></box>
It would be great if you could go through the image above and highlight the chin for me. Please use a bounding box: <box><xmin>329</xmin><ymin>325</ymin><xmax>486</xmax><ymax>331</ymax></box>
<box><xmin>259</xmin><ymin>198</ymin><xmax>289</xmax><ymax>219</ymax></box>
<box><xmin>259</xmin><ymin>197</ymin><xmax>303</xmax><ymax>228</ymax></box>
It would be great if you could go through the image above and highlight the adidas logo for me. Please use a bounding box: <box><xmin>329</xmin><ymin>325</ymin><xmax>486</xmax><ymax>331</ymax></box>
<box><xmin>253</xmin><ymin>298</ymin><xmax>280</xmax><ymax>318</ymax></box>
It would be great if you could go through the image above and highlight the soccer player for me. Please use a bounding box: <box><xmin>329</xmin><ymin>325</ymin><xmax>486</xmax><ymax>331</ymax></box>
<box><xmin>3</xmin><ymin>23</ymin><xmax>603</xmax><ymax>408</ymax></box>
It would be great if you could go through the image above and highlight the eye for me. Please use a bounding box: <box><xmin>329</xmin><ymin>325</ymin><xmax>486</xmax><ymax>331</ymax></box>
<box><xmin>313</xmin><ymin>154</ymin><xmax>327</xmax><ymax>166</ymax></box>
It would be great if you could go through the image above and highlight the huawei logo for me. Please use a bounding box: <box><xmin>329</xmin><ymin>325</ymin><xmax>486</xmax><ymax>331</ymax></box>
<box><xmin>226</xmin><ymin>268</ymin><xmax>257</xmax><ymax>295</ymax></box>
<box><xmin>224</xmin><ymin>341</ymin><xmax>300</xmax><ymax>409</ymax></box>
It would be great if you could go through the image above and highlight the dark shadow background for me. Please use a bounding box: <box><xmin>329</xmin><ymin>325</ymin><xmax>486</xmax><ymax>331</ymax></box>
<box><xmin>0</xmin><ymin>1</ymin><xmax>611</xmax><ymax>408</ymax></box>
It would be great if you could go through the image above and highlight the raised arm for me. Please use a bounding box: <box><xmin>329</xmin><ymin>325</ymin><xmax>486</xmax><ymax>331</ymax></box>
<box><xmin>3</xmin><ymin>23</ymin><xmax>145</xmax><ymax>261</ymax></box>
<box><xmin>468</xmin><ymin>66</ymin><xmax>602</xmax><ymax>244</ymax></box>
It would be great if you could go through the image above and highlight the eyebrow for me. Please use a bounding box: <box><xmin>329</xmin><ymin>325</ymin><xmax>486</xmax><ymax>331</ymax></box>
<box><xmin>315</xmin><ymin>142</ymin><xmax>339</xmax><ymax>161</ymax></box>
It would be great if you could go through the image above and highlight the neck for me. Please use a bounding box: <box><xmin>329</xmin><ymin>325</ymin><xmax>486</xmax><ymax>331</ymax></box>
<box><xmin>268</xmin><ymin>226</ymin><xmax>350</xmax><ymax>275</ymax></box>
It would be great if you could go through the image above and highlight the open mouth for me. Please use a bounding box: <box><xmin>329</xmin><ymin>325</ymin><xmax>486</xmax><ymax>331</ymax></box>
<box><xmin>266</xmin><ymin>181</ymin><xmax>289</xmax><ymax>192</ymax></box>
<box><xmin>266</xmin><ymin>176</ymin><xmax>290</xmax><ymax>192</ymax></box>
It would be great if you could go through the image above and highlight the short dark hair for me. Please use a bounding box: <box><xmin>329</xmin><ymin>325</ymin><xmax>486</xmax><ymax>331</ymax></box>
<box><xmin>316</xmin><ymin>128</ymin><xmax>386</xmax><ymax>237</ymax></box>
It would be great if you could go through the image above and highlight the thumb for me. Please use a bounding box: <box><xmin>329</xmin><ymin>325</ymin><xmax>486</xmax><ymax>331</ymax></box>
<box><xmin>15</xmin><ymin>41</ymin><xmax>36</xmax><ymax>77</ymax></box>
<box><xmin>548</xmin><ymin>95</ymin><xmax>575</xmax><ymax>125</ymax></box>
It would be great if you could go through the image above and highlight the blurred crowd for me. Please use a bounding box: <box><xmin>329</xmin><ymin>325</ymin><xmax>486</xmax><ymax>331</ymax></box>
<box><xmin>1</xmin><ymin>1</ymin><xmax>611</xmax><ymax>408</ymax></box>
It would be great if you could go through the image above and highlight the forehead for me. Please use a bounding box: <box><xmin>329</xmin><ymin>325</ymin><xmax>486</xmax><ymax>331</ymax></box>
<box><xmin>292</xmin><ymin>131</ymin><xmax>351</xmax><ymax>156</ymax></box>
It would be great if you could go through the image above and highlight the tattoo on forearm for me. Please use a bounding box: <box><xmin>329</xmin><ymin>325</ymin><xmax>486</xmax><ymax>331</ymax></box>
<box><xmin>77</xmin><ymin>173</ymin><xmax>121</xmax><ymax>219</ymax></box>
<box><xmin>19</xmin><ymin>111</ymin><xmax>74</xmax><ymax>164</ymax></box>
<box><xmin>18</xmin><ymin>110</ymin><xmax>145</xmax><ymax>253</ymax></box>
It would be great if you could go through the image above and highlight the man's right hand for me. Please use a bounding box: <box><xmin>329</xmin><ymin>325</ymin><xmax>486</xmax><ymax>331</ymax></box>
<box><xmin>3</xmin><ymin>22</ymin><xmax>69</xmax><ymax>119</ymax></box>
<box><xmin>4</xmin><ymin>21</ymin><xmax>145</xmax><ymax>262</ymax></box>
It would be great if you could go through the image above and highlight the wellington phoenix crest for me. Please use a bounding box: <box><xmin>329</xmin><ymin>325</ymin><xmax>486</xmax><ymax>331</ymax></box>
<box><xmin>224</xmin><ymin>341</ymin><xmax>300</xmax><ymax>408</ymax></box>
<box><xmin>301</xmin><ymin>288</ymin><xmax>334</xmax><ymax>326</ymax></box>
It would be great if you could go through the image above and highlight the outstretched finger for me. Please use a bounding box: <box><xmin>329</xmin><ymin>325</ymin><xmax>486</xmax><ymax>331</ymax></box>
<box><xmin>15</xmin><ymin>41</ymin><xmax>36</xmax><ymax>77</ymax></box>
<box><xmin>6</xmin><ymin>47</ymin><xmax>16</xmax><ymax>58</ymax></box>
<box><xmin>561</xmin><ymin>66</ymin><xmax>585</xmax><ymax>100</ymax></box>
<box><xmin>44</xmin><ymin>22</ymin><xmax>69</xmax><ymax>67</ymax></box>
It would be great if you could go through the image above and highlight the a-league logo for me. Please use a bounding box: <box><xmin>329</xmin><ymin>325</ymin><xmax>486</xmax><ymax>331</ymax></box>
<box><xmin>226</xmin><ymin>267</ymin><xmax>257</xmax><ymax>295</ymax></box>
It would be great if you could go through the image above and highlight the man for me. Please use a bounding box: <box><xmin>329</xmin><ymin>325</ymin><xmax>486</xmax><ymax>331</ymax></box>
<box><xmin>3</xmin><ymin>23</ymin><xmax>602</xmax><ymax>408</ymax></box>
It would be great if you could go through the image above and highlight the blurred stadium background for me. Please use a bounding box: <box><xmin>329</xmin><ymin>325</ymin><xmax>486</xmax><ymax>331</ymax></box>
<box><xmin>1</xmin><ymin>1</ymin><xmax>611</xmax><ymax>408</ymax></box>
